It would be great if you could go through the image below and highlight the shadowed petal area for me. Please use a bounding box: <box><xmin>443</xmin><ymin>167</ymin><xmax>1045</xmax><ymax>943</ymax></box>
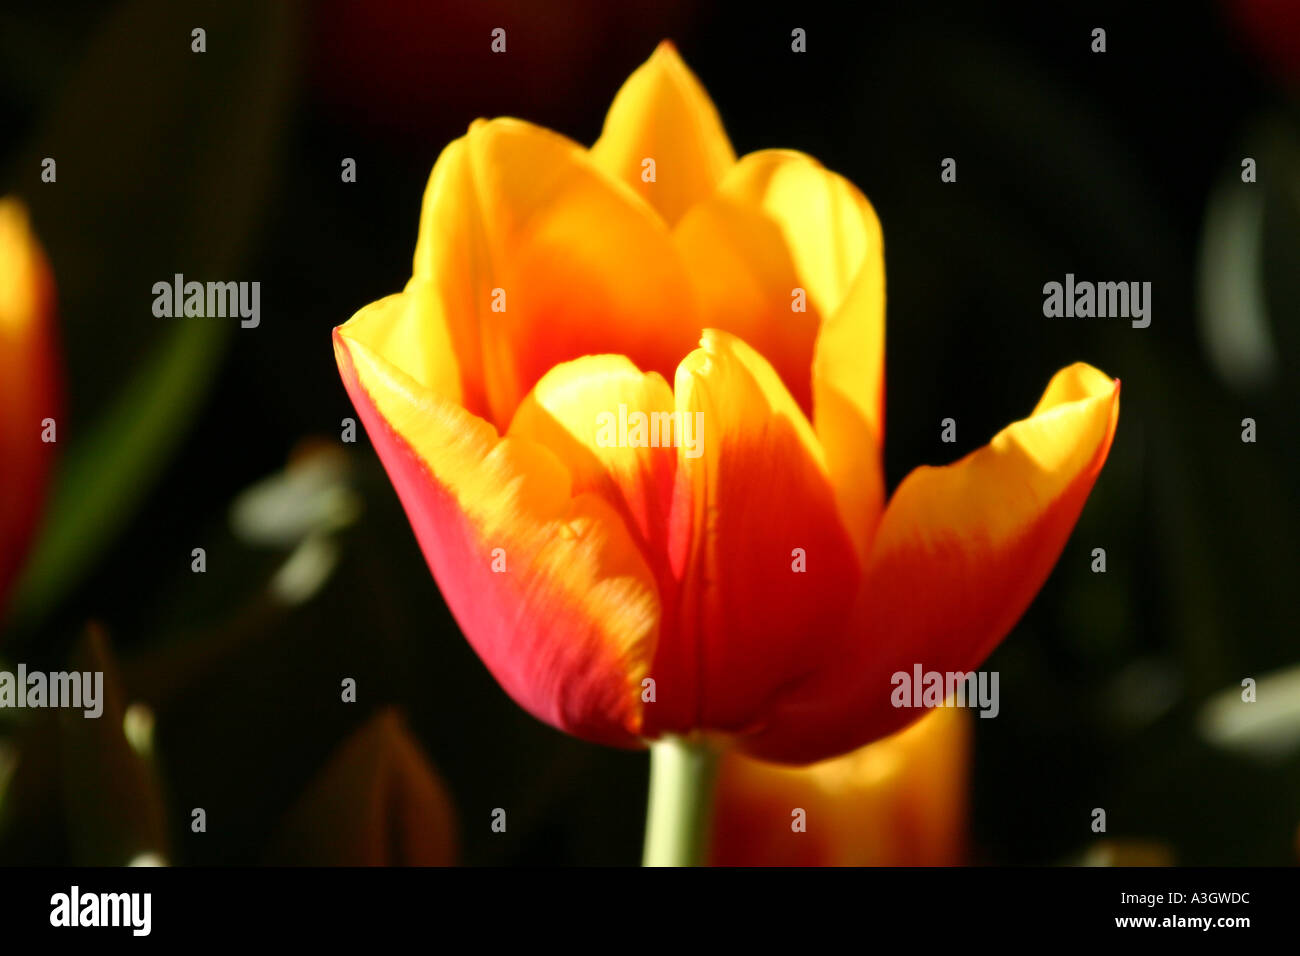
<box><xmin>653</xmin><ymin>330</ymin><xmax>859</xmax><ymax>736</ymax></box>
<box><xmin>411</xmin><ymin>117</ymin><xmax>700</xmax><ymax>430</ymax></box>
<box><xmin>589</xmin><ymin>40</ymin><xmax>736</xmax><ymax>227</ymax></box>
<box><xmin>743</xmin><ymin>363</ymin><xmax>1120</xmax><ymax>763</ymax></box>
<box><xmin>334</xmin><ymin>312</ymin><xmax>661</xmax><ymax>747</ymax></box>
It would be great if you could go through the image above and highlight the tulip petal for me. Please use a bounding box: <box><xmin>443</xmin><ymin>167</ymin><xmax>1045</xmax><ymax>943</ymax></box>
<box><xmin>672</xmin><ymin>155</ymin><xmax>825</xmax><ymax>415</ymax></box>
<box><xmin>711</xmin><ymin>151</ymin><xmax>878</xmax><ymax>319</ymax></box>
<box><xmin>744</xmin><ymin>363</ymin><xmax>1119</xmax><ymax>762</ymax></box>
<box><xmin>334</xmin><ymin>317</ymin><xmax>661</xmax><ymax>747</ymax></box>
<box><xmin>712</xmin><ymin>705</ymin><xmax>969</xmax><ymax>866</ymax></box>
<box><xmin>590</xmin><ymin>41</ymin><xmax>736</xmax><ymax>226</ymax></box>
<box><xmin>507</xmin><ymin>355</ymin><xmax>685</xmax><ymax>597</ymax></box>
<box><xmin>654</xmin><ymin>329</ymin><xmax>859</xmax><ymax>735</ymax></box>
<box><xmin>340</xmin><ymin>281</ymin><xmax>463</xmax><ymax>404</ymax></box>
<box><xmin>676</xmin><ymin>150</ymin><xmax>887</xmax><ymax>563</ymax></box>
<box><xmin>0</xmin><ymin>200</ymin><xmax>59</xmax><ymax>612</ymax></box>
<box><xmin>411</xmin><ymin>117</ymin><xmax>700</xmax><ymax>430</ymax></box>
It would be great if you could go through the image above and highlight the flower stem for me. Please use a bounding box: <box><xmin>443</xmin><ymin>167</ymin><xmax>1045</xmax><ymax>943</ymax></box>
<box><xmin>642</xmin><ymin>735</ymin><xmax>719</xmax><ymax>867</ymax></box>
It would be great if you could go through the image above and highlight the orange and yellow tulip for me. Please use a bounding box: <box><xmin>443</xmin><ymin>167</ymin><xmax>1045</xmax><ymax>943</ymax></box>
<box><xmin>333</xmin><ymin>42</ymin><xmax>1118</xmax><ymax>763</ymax></box>
<box><xmin>711</xmin><ymin>705</ymin><xmax>970</xmax><ymax>866</ymax></box>
<box><xmin>0</xmin><ymin>199</ymin><xmax>59</xmax><ymax>616</ymax></box>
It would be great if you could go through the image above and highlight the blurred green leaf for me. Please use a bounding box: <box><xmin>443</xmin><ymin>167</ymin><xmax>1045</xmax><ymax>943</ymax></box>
<box><xmin>11</xmin><ymin>320</ymin><xmax>224</xmax><ymax>636</ymax></box>
<box><xmin>4</xmin><ymin>0</ymin><xmax>301</xmax><ymax>637</ymax></box>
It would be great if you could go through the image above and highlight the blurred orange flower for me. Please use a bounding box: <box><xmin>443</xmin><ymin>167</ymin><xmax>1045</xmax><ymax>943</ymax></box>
<box><xmin>711</xmin><ymin>705</ymin><xmax>970</xmax><ymax>866</ymax></box>
<box><xmin>333</xmin><ymin>42</ymin><xmax>1119</xmax><ymax>763</ymax></box>
<box><xmin>267</xmin><ymin>709</ymin><xmax>458</xmax><ymax>866</ymax></box>
<box><xmin>0</xmin><ymin>199</ymin><xmax>60</xmax><ymax>617</ymax></box>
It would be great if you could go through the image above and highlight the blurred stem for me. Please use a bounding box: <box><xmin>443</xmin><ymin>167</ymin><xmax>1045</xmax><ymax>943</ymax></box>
<box><xmin>642</xmin><ymin>735</ymin><xmax>719</xmax><ymax>867</ymax></box>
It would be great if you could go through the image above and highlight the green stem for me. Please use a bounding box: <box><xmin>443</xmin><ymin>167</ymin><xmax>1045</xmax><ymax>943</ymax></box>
<box><xmin>642</xmin><ymin>735</ymin><xmax>719</xmax><ymax>867</ymax></box>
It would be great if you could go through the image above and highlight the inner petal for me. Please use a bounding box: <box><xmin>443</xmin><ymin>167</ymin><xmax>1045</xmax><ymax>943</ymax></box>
<box><xmin>411</xmin><ymin>117</ymin><xmax>702</xmax><ymax>431</ymax></box>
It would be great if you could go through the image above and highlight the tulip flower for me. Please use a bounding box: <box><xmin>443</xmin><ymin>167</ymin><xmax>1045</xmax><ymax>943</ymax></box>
<box><xmin>711</xmin><ymin>705</ymin><xmax>969</xmax><ymax>866</ymax></box>
<box><xmin>0</xmin><ymin>199</ymin><xmax>59</xmax><ymax>618</ymax></box>
<box><xmin>333</xmin><ymin>42</ymin><xmax>1118</xmax><ymax>863</ymax></box>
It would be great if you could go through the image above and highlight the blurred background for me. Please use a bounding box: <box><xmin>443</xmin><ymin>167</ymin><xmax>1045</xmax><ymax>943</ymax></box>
<box><xmin>0</xmin><ymin>0</ymin><xmax>1296</xmax><ymax>865</ymax></box>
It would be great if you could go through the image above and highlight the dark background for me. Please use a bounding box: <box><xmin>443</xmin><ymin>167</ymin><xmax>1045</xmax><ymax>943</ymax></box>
<box><xmin>0</xmin><ymin>0</ymin><xmax>1296</xmax><ymax>865</ymax></box>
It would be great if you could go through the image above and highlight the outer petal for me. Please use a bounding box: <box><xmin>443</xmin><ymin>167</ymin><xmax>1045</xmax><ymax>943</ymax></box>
<box><xmin>744</xmin><ymin>363</ymin><xmax>1120</xmax><ymax>762</ymax></box>
<box><xmin>0</xmin><ymin>200</ymin><xmax>59</xmax><ymax>614</ymax></box>
<box><xmin>411</xmin><ymin>117</ymin><xmax>700</xmax><ymax>429</ymax></box>
<box><xmin>652</xmin><ymin>329</ymin><xmax>859</xmax><ymax>736</ymax></box>
<box><xmin>678</xmin><ymin>150</ymin><xmax>887</xmax><ymax>563</ymax></box>
<box><xmin>711</xmin><ymin>705</ymin><xmax>969</xmax><ymax>866</ymax></box>
<box><xmin>341</xmin><ymin>280</ymin><xmax>462</xmax><ymax>404</ymax></box>
<box><xmin>589</xmin><ymin>41</ymin><xmax>736</xmax><ymax>226</ymax></box>
<box><xmin>334</xmin><ymin>307</ymin><xmax>660</xmax><ymax>747</ymax></box>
